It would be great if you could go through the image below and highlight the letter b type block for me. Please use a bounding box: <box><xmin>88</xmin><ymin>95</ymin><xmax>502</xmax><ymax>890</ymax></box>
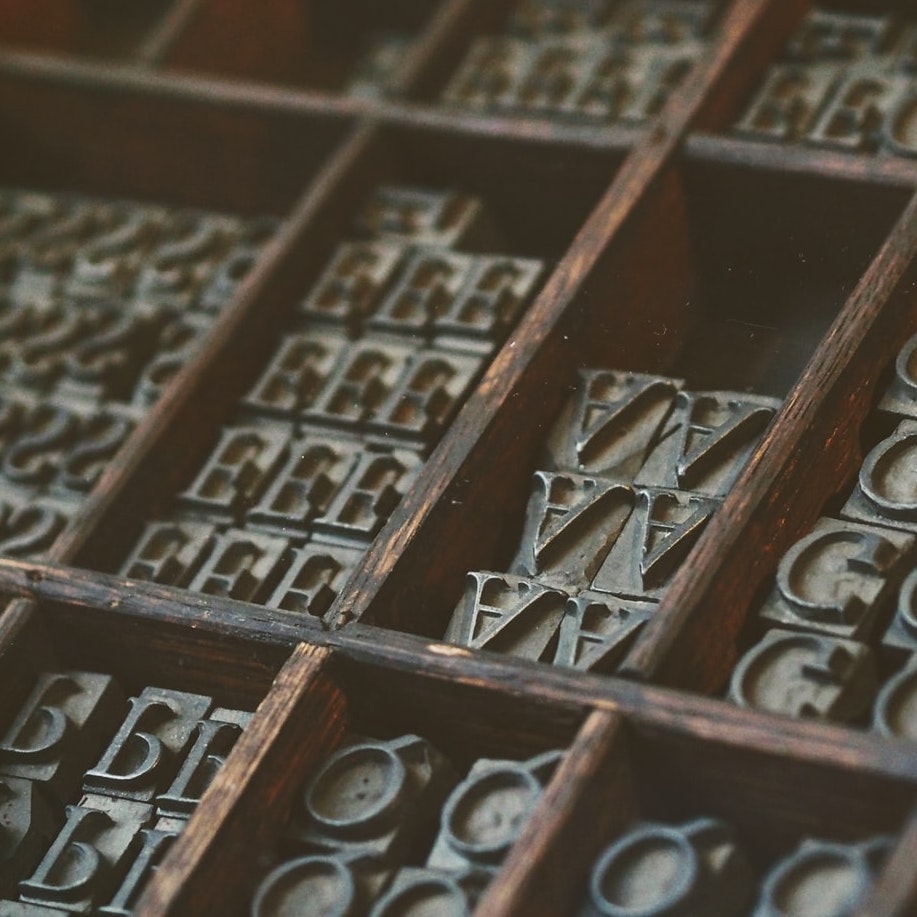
<box><xmin>0</xmin><ymin>671</ymin><xmax>126</xmax><ymax>804</ymax></box>
<box><xmin>83</xmin><ymin>687</ymin><xmax>213</xmax><ymax>803</ymax></box>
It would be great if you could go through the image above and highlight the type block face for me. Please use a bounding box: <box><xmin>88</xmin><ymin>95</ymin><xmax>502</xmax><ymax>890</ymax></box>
<box><xmin>880</xmin><ymin>333</ymin><xmax>917</xmax><ymax>420</ymax></box>
<box><xmin>252</xmin><ymin>852</ymin><xmax>393</xmax><ymax>917</ymax></box>
<box><xmin>843</xmin><ymin>420</ymin><xmax>917</xmax><ymax>533</ymax></box>
<box><xmin>369</xmin><ymin>867</ymin><xmax>488</xmax><ymax>917</ymax></box>
<box><xmin>19</xmin><ymin>794</ymin><xmax>153</xmax><ymax>913</ymax></box>
<box><xmin>734</xmin><ymin>10</ymin><xmax>917</xmax><ymax>159</ymax></box>
<box><xmin>351</xmin><ymin>187</ymin><xmax>495</xmax><ymax>251</ymax></box>
<box><xmin>288</xmin><ymin>735</ymin><xmax>458</xmax><ymax>861</ymax></box>
<box><xmin>298</xmin><ymin>242</ymin><xmax>405</xmax><ymax>333</ymax></box>
<box><xmin>758</xmin><ymin>518</ymin><xmax>915</xmax><ymax>641</ymax></box>
<box><xmin>577</xmin><ymin>819</ymin><xmax>755</xmax><ymax>917</ymax></box>
<box><xmin>0</xmin><ymin>671</ymin><xmax>126</xmax><ymax>804</ymax></box>
<box><xmin>874</xmin><ymin>658</ymin><xmax>917</xmax><ymax>741</ymax></box>
<box><xmin>83</xmin><ymin>687</ymin><xmax>213</xmax><ymax>803</ymax></box>
<box><xmin>752</xmin><ymin>837</ymin><xmax>890</xmax><ymax>917</ymax></box>
<box><xmin>729</xmin><ymin>629</ymin><xmax>877</xmax><ymax>723</ymax></box>
<box><xmin>177</xmin><ymin>425</ymin><xmax>289</xmax><ymax>523</ymax></box>
<box><xmin>265</xmin><ymin>542</ymin><xmax>362</xmax><ymax>622</ymax></box>
<box><xmin>634</xmin><ymin>391</ymin><xmax>779</xmax><ymax>496</ymax></box>
<box><xmin>553</xmin><ymin>593</ymin><xmax>654</xmax><ymax>673</ymax></box>
<box><xmin>118</xmin><ymin>519</ymin><xmax>217</xmax><ymax>587</ymax></box>
<box><xmin>510</xmin><ymin>472</ymin><xmax>634</xmax><ymax>591</ymax></box>
<box><xmin>589</xmin><ymin>487</ymin><xmax>718</xmax><ymax>601</ymax></box>
<box><xmin>543</xmin><ymin>369</ymin><xmax>683</xmax><ymax>480</ymax></box>
<box><xmin>0</xmin><ymin>777</ymin><xmax>59</xmax><ymax>898</ymax></box>
<box><xmin>185</xmin><ymin>529</ymin><xmax>290</xmax><ymax>603</ymax></box>
<box><xmin>445</xmin><ymin>571</ymin><xmax>568</xmax><ymax>662</ymax></box>
<box><xmin>427</xmin><ymin>750</ymin><xmax>562</xmax><ymax>873</ymax></box>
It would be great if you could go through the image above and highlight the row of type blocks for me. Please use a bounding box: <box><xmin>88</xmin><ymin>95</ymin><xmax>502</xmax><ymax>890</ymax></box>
<box><xmin>117</xmin><ymin>185</ymin><xmax>544</xmax><ymax>624</ymax></box>
<box><xmin>736</xmin><ymin>8</ymin><xmax>917</xmax><ymax>156</ymax></box>
<box><xmin>0</xmin><ymin>670</ymin><xmax>251</xmax><ymax>913</ymax></box>
<box><xmin>445</xmin><ymin>369</ymin><xmax>779</xmax><ymax>669</ymax></box>
<box><xmin>441</xmin><ymin>1</ymin><xmax>719</xmax><ymax>121</ymax></box>
<box><xmin>728</xmin><ymin>330</ymin><xmax>917</xmax><ymax>738</ymax></box>
<box><xmin>0</xmin><ymin>188</ymin><xmax>278</xmax><ymax>560</ymax></box>
<box><xmin>246</xmin><ymin>730</ymin><xmax>890</xmax><ymax>917</ymax></box>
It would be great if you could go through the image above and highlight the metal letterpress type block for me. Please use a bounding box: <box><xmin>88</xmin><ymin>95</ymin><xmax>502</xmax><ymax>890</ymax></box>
<box><xmin>369</xmin><ymin>866</ymin><xmax>489</xmax><ymax>916</ymax></box>
<box><xmin>635</xmin><ymin>390</ymin><xmax>779</xmax><ymax>495</ymax></box>
<box><xmin>843</xmin><ymin>420</ymin><xmax>917</xmax><ymax>532</ymax></box>
<box><xmin>734</xmin><ymin>63</ymin><xmax>842</xmax><ymax>143</ymax></box>
<box><xmin>729</xmin><ymin>629</ymin><xmax>877</xmax><ymax>723</ymax></box>
<box><xmin>186</xmin><ymin>528</ymin><xmax>291</xmax><ymax>602</ymax></box>
<box><xmin>97</xmin><ymin>825</ymin><xmax>180</xmax><ymax>916</ymax></box>
<box><xmin>590</xmin><ymin>486</ymin><xmax>718</xmax><ymax>601</ymax></box>
<box><xmin>543</xmin><ymin>369</ymin><xmax>682</xmax><ymax>480</ymax></box>
<box><xmin>241</xmin><ymin>331</ymin><xmax>347</xmax><ymax>422</ymax></box>
<box><xmin>83</xmin><ymin>687</ymin><xmax>213</xmax><ymax>802</ymax></box>
<box><xmin>246</xmin><ymin>435</ymin><xmax>359</xmax><ymax>536</ymax></box>
<box><xmin>288</xmin><ymin>735</ymin><xmax>457</xmax><ymax>862</ymax></box>
<box><xmin>156</xmin><ymin>712</ymin><xmax>249</xmax><ymax>818</ymax></box>
<box><xmin>363</xmin><ymin>347</ymin><xmax>482</xmax><ymax>450</ymax></box>
<box><xmin>445</xmin><ymin>571</ymin><xmax>568</xmax><ymax>662</ymax></box>
<box><xmin>311</xmin><ymin>447</ymin><xmax>420</xmax><ymax>545</ymax></box>
<box><xmin>578</xmin><ymin>818</ymin><xmax>755</xmax><ymax>917</ymax></box>
<box><xmin>758</xmin><ymin>518</ymin><xmax>914</xmax><ymax>641</ymax></box>
<box><xmin>427</xmin><ymin>749</ymin><xmax>562</xmax><ymax>873</ymax></box>
<box><xmin>19</xmin><ymin>794</ymin><xmax>153</xmax><ymax>913</ymax></box>
<box><xmin>873</xmin><ymin>657</ymin><xmax>917</xmax><ymax>741</ymax></box>
<box><xmin>880</xmin><ymin>334</ymin><xmax>917</xmax><ymax>421</ymax></box>
<box><xmin>553</xmin><ymin>593</ymin><xmax>654</xmax><ymax>673</ymax></box>
<box><xmin>0</xmin><ymin>498</ymin><xmax>70</xmax><ymax>559</ymax></box>
<box><xmin>252</xmin><ymin>852</ymin><xmax>392</xmax><ymax>917</ymax></box>
<box><xmin>178</xmin><ymin>424</ymin><xmax>289</xmax><ymax>522</ymax></box>
<box><xmin>0</xmin><ymin>902</ymin><xmax>69</xmax><ymax>915</ymax></box>
<box><xmin>0</xmin><ymin>776</ymin><xmax>59</xmax><ymax>897</ymax></box>
<box><xmin>0</xmin><ymin>671</ymin><xmax>125</xmax><ymax>803</ymax></box>
<box><xmin>616</xmin><ymin>44</ymin><xmax>701</xmax><ymax>123</ymax></box>
<box><xmin>805</xmin><ymin>66</ymin><xmax>911</xmax><ymax>154</ymax></box>
<box><xmin>510</xmin><ymin>471</ymin><xmax>634</xmax><ymax>591</ymax></box>
<box><xmin>881</xmin><ymin>567</ymin><xmax>917</xmax><ymax>655</ymax></box>
<box><xmin>118</xmin><ymin>519</ymin><xmax>217</xmax><ymax>588</ymax></box>
<box><xmin>347</xmin><ymin>32</ymin><xmax>413</xmax><ymax>98</ymax></box>
<box><xmin>131</xmin><ymin>312</ymin><xmax>212</xmax><ymax>409</ymax></box>
<box><xmin>299</xmin><ymin>241</ymin><xmax>406</xmax><ymax>333</ymax></box>
<box><xmin>352</xmin><ymin>186</ymin><xmax>496</xmax><ymax>251</ymax></box>
<box><xmin>752</xmin><ymin>837</ymin><xmax>891</xmax><ymax>917</ymax></box>
<box><xmin>265</xmin><ymin>542</ymin><xmax>362</xmax><ymax>622</ymax></box>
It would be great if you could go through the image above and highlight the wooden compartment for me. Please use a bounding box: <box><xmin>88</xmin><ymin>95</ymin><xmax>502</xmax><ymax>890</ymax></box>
<box><xmin>1</xmin><ymin>0</ymin><xmax>917</xmax><ymax>914</ymax></box>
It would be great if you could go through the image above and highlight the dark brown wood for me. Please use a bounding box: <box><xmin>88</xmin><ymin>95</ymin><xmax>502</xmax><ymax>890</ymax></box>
<box><xmin>134</xmin><ymin>643</ymin><xmax>348</xmax><ymax>917</ymax></box>
<box><xmin>623</xmin><ymin>187</ymin><xmax>917</xmax><ymax>692</ymax></box>
<box><xmin>477</xmin><ymin>710</ymin><xmax>636</xmax><ymax>917</ymax></box>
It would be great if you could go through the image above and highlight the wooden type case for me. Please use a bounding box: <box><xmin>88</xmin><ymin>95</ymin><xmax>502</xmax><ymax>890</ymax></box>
<box><xmin>2</xmin><ymin>0</ymin><xmax>917</xmax><ymax>914</ymax></box>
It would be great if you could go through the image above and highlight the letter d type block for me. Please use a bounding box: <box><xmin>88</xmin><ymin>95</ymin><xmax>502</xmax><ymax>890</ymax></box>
<box><xmin>0</xmin><ymin>776</ymin><xmax>59</xmax><ymax>897</ymax></box>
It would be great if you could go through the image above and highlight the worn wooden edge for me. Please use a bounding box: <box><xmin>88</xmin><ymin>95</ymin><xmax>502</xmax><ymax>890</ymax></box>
<box><xmin>623</xmin><ymin>186</ymin><xmax>917</xmax><ymax>690</ymax></box>
<box><xmin>0</xmin><ymin>123</ymin><xmax>375</xmax><ymax>655</ymax></box>
<box><xmin>134</xmin><ymin>642</ymin><xmax>349</xmax><ymax>917</ymax></box>
<box><xmin>5</xmin><ymin>556</ymin><xmax>917</xmax><ymax>787</ymax></box>
<box><xmin>135</xmin><ymin>0</ymin><xmax>207</xmax><ymax>67</ymax></box>
<box><xmin>330</xmin><ymin>0</ymin><xmax>812</xmax><ymax>630</ymax></box>
<box><xmin>477</xmin><ymin>709</ymin><xmax>635</xmax><ymax>917</ymax></box>
<box><xmin>686</xmin><ymin>132</ymin><xmax>917</xmax><ymax>190</ymax></box>
<box><xmin>855</xmin><ymin>809</ymin><xmax>917</xmax><ymax>917</ymax></box>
